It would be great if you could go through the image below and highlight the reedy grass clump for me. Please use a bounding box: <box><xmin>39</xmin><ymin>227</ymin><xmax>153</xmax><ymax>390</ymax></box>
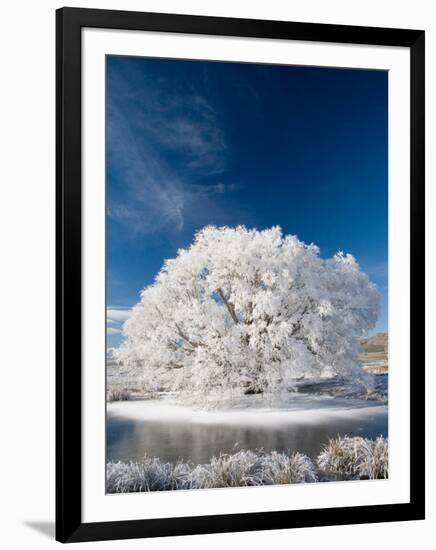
<box><xmin>106</xmin><ymin>457</ymin><xmax>194</xmax><ymax>492</ymax></box>
<box><xmin>317</xmin><ymin>435</ymin><xmax>388</xmax><ymax>480</ymax></box>
<box><xmin>193</xmin><ymin>450</ymin><xmax>317</xmax><ymax>488</ymax></box>
<box><xmin>107</xmin><ymin>388</ymin><xmax>131</xmax><ymax>402</ymax></box>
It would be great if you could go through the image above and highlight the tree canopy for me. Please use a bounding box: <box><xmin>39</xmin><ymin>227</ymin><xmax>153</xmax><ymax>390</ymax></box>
<box><xmin>115</xmin><ymin>226</ymin><xmax>379</xmax><ymax>403</ymax></box>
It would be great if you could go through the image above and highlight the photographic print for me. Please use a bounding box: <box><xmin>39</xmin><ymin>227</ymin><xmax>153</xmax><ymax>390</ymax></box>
<box><xmin>56</xmin><ymin>8</ymin><xmax>424</xmax><ymax>541</ymax></box>
<box><xmin>105</xmin><ymin>56</ymin><xmax>389</xmax><ymax>493</ymax></box>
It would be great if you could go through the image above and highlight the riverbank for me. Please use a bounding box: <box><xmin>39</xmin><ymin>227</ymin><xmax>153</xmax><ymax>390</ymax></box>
<box><xmin>106</xmin><ymin>435</ymin><xmax>388</xmax><ymax>493</ymax></box>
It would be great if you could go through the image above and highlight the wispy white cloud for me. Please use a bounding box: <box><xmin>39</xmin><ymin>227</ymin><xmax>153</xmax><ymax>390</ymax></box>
<box><xmin>107</xmin><ymin>327</ymin><xmax>122</xmax><ymax>335</ymax></box>
<box><xmin>107</xmin><ymin>62</ymin><xmax>240</xmax><ymax>236</ymax></box>
<box><xmin>141</xmin><ymin>94</ymin><xmax>227</xmax><ymax>175</ymax></box>
<box><xmin>107</xmin><ymin>308</ymin><xmax>132</xmax><ymax>323</ymax></box>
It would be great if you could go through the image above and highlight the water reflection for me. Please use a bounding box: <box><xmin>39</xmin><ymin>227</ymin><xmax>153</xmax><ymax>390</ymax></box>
<box><xmin>107</xmin><ymin>403</ymin><xmax>388</xmax><ymax>464</ymax></box>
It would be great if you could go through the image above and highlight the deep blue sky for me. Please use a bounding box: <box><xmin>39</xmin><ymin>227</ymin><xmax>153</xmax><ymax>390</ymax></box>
<box><xmin>106</xmin><ymin>55</ymin><xmax>388</xmax><ymax>348</ymax></box>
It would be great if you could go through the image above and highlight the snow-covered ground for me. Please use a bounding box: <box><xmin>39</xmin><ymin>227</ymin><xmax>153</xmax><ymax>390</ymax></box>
<box><xmin>107</xmin><ymin>393</ymin><xmax>387</xmax><ymax>427</ymax></box>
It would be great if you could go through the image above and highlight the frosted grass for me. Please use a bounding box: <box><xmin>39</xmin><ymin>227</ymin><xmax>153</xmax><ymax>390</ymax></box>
<box><xmin>106</xmin><ymin>436</ymin><xmax>387</xmax><ymax>493</ymax></box>
<box><xmin>317</xmin><ymin>435</ymin><xmax>388</xmax><ymax>480</ymax></box>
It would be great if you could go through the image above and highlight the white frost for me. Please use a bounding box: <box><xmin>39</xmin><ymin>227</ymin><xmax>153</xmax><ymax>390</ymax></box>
<box><xmin>115</xmin><ymin>226</ymin><xmax>380</xmax><ymax>405</ymax></box>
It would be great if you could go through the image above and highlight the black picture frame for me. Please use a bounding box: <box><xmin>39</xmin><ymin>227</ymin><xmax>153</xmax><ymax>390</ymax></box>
<box><xmin>56</xmin><ymin>7</ymin><xmax>425</xmax><ymax>543</ymax></box>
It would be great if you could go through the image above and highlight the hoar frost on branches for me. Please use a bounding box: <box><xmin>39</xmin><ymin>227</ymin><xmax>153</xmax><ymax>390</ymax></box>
<box><xmin>115</xmin><ymin>226</ymin><xmax>379</xmax><ymax>403</ymax></box>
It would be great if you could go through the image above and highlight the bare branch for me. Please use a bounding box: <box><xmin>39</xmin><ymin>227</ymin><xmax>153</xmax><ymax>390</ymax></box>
<box><xmin>175</xmin><ymin>323</ymin><xmax>202</xmax><ymax>348</ymax></box>
<box><xmin>164</xmin><ymin>362</ymin><xmax>185</xmax><ymax>369</ymax></box>
<box><xmin>217</xmin><ymin>288</ymin><xmax>239</xmax><ymax>324</ymax></box>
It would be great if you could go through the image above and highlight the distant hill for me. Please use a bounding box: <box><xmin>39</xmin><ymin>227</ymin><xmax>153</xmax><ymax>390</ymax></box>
<box><xmin>359</xmin><ymin>333</ymin><xmax>388</xmax><ymax>373</ymax></box>
<box><xmin>360</xmin><ymin>333</ymin><xmax>388</xmax><ymax>353</ymax></box>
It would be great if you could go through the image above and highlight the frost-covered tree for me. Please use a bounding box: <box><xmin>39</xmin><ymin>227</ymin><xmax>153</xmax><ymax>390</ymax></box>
<box><xmin>116</xmin><ymin>226</ymin><xmax>379</xmax><ymax>402</ymax></box>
